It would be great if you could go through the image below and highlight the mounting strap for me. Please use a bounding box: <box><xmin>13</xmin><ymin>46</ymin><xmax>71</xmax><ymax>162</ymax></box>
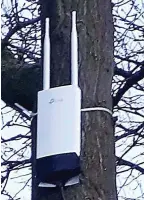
<box><xmin>81</xmin><ymin>107</ymin><xmax>112</xmax><ymax>116</ymax></box>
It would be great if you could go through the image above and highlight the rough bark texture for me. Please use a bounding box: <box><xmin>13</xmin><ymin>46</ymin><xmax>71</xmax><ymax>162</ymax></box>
<box><xmin>34</xmin><ymin>0</ymin><xmax>117</xmax><ymax>200</ymax></box>
<box><xmin>1</xmin><ymin>49</ymin><xmax>42</xmax><ymax>110</ymax></box>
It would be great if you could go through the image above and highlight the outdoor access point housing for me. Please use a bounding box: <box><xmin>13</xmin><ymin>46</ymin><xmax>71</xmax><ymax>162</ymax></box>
<box><xmin>36</xmin><ymin>11</ymin><xmax>81</xmax><ymax>187</ymax></box>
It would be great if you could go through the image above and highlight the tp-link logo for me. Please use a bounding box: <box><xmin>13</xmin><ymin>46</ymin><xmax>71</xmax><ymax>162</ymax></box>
<box><xmin>49</xmin><ymin>98</ymin><xmax>63</xmax><ymax>104</ymax></box>
<box><xmin>49</xmin><ymin>99</ymin><xmax>54</xmax><ymax>104</ymax></box>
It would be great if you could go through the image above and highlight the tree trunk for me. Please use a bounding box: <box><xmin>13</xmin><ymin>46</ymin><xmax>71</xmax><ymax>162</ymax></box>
<box><xmin>33</xmin><ymin>0</ymin><xmax>117</xmax><ymax>199</ymax></box>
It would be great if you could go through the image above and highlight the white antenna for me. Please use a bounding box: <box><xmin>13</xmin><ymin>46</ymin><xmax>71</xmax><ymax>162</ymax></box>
<box><xmin>71</xmin><ymin>11</ymin><xmax>78</xmax><ymax>86</ymax></box>
<box><xmin>43</xmin><ymin>18</ymin><xmax>50</xmax><ymax>90</ymax></box>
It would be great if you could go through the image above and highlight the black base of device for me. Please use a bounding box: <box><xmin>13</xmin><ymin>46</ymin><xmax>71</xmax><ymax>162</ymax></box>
<box><xmin>36</xmin><ymin>152</ymin><xmax>80</xmax><ymax>185</ymax></box>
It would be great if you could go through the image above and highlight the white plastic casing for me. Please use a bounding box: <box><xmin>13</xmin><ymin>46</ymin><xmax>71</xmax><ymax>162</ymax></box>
<box><xmin>37</xmin><ymin>85</ymin><xmax>81</xmax><ymax>159</ymax></box>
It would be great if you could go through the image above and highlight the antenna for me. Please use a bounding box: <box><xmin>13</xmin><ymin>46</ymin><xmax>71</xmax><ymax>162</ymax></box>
<box><xmin>43</xmin><ymin>18</ymin><xmax>50</xmax><ymax>90</ymax></box>
<box><xmin>71</xmin><ymin>11</ymin><xmax>78</xmax><ymax>86</ymax></box>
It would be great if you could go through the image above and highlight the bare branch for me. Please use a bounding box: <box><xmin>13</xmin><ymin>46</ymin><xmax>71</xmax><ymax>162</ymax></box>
<box><xmin>116</xmin><ymin>156</ymin><xmax>144</xmax><ymax>174</ymax></box>
<box><xmin>113</xmin><ymin>67</ymin><xmax>144</xmax><ymax>107</ymax></box>
<box><xmin>2</xmin><ymin>17</ymin><xmax>40</xmax><ymax>50</ymax></box>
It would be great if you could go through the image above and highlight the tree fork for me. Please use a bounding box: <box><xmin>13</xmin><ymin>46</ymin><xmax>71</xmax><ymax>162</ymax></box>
<box><xmin>32</xmin><ymin>0</ymin><xmax>117</xmax><ymax>199</ymax></box>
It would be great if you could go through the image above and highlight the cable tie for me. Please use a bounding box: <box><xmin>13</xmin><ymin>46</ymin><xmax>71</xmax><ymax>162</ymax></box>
<box><xmin>30</xmin><ymin>112</ymin><xmax>38</xmax><ymax>117</ymax></box>
<box><xmin>81</xmin><ymin>107</ymin><xmax>112</xmax><ymax>116</ymax></box>
<box><xmin>30</xmin><ymin>108</ymin><xmax>112</xmax><ymax>117</ymax></box>
<box><xmin>15</xmin><ymin>103</ymin><xmax>32</xmax><ymax>118</ymax></box>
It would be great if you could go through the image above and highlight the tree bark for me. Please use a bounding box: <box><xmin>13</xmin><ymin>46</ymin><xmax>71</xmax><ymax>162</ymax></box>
<box><xmin>34</xmin><ymin>0</ymin><xmax>117</xmax><ymax>200</ymax></box>
<box><xmin>1</xmin><ymin>49</ymin><xmax>42</xmax><ymax>110</ymax></box>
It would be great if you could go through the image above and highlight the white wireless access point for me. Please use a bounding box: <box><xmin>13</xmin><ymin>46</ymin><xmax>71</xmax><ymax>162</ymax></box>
<box><xmin>36</xmin><ymin>11</ymin><xmax>81</xmax><ymax>187</ymax></box>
